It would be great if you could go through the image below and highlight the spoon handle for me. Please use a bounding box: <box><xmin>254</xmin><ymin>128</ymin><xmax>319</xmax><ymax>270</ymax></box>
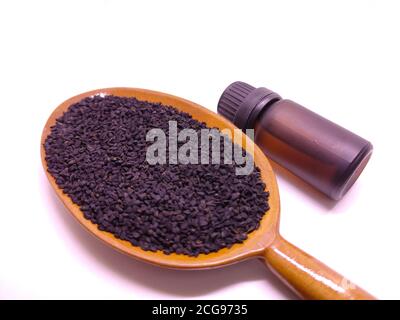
<box><xmin>263</xmin><ymin>236</ymin><xmax>376</xmax><ymax>300</ymax></box>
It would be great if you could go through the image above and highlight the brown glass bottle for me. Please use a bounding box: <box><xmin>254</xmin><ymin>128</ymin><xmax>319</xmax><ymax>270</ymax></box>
<box><xmin>218</xmin><ymin>81</ymin><xmax>373</xmax><ymax>200</ymax></box>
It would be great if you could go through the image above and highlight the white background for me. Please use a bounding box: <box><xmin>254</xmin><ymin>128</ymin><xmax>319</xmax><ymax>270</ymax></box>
<box><xmin>0</xmin><ymin>0</ymin><xmax>399</xmax><ymax>299</ymax></box>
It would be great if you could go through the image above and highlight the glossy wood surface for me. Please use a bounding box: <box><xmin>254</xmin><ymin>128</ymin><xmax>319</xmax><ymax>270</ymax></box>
<box><xmin>41</xmin><ymin>88</ymin><xmax>375</xmax><ymax>299</ymax></box>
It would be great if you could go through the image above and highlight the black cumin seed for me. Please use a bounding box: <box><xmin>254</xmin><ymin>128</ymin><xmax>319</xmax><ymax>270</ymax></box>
<box><xmin>44</xmin><ymin>95</ymin><xmax>270</xmax><ymax>256</ymax></box>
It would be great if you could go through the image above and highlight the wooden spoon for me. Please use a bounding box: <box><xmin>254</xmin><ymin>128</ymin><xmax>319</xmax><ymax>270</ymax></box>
<box><xmin>41</xmin><ymin>87</ymin><xmax>375</xmax><ymax>300</ymax></box>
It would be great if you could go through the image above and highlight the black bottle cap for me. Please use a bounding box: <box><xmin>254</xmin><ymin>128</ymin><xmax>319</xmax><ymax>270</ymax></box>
<box><xmin>217</xmin><ymin>81</ymin><xmax>281</xmax><ymax>130</ymax></box>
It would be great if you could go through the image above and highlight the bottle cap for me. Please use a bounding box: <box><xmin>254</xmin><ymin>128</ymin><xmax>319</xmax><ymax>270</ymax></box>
<box><xmin>217</xmin><ymin>81</ymin><xmax>281</xmax><ymax>130</ymax></box>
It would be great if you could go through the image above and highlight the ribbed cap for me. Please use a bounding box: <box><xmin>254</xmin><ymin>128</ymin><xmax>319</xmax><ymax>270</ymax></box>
<box><xmin>218</xmin><ymin>81</ymin><xmax>255</xmax><ymax>124</ymax></box>
<box><xmin>217</xmin><ymin>81</ymin><xmax>281</xmax><ymax>130</ymax></box>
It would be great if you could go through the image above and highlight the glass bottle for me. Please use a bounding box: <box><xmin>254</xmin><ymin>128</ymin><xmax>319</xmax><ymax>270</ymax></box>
<box><xmin>218</xmin><ymin>81</ymin><xmax>373</xmax><ymax>200</ymax></box>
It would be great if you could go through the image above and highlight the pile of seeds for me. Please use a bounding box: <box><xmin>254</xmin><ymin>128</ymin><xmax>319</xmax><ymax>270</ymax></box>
<box><xmin>44</xmin><ymin>95</ymin><xmax>269</xmax><ymax>256</ymax></box>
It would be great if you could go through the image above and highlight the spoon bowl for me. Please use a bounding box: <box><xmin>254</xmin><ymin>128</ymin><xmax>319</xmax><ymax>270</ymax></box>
<box><xmin>41</xmin><ymin>87</ymin><xmax>375</xmax><ymax>299</ymax></box>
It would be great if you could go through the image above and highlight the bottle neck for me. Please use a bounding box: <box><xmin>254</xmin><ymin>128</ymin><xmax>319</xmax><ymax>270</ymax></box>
<box><xmin>239</xmin><ymin>92</ymin><xmax>281</xmax><ymax>131</ymax></box>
